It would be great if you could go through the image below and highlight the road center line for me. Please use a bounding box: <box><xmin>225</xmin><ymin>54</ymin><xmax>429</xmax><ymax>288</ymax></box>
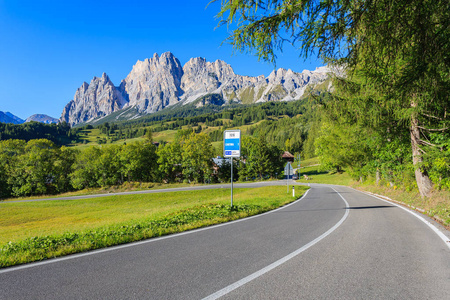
<box><xmin>202</xmin><ymin>187</ymin><xmax>349</xmax><ymax>300</ymax></box>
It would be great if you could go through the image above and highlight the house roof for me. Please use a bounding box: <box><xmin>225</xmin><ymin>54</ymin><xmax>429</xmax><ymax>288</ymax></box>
<box><xmin>281</xmin><ymin>151</ymin><xmax>294</xmax><ymax>159</ymax></box>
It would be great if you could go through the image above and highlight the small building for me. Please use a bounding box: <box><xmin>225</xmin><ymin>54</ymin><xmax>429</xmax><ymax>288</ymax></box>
<box><xmin>281</xmin><ymin>151</ymin><xmax>295</xmax><ymax>163</ymax></box>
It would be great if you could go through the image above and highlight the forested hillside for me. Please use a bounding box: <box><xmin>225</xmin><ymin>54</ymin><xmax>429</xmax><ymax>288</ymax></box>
<box><xmin>0</xmin><ymin>121</ymin><xmax>73</xmax><ymax>145</ymax></box>
<box><xmin>0</xmin><ymin>98</ymin><xmax>320</xmax><ymax>199</ymax></box>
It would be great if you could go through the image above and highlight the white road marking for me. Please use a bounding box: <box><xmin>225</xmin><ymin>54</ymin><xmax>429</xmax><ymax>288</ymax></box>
<box><xmin>202</xmin><ymin>187</ymin><xmax>349</xmax><ymax>300</ymax></box>
<box><xmin>358</xmin><ymin>190</ymin><xmax>450</xmax><ymax>250</ymax></box>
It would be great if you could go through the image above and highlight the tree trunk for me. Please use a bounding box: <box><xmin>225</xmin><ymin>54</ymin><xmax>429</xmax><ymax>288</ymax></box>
<box><xmin>410</xmin><ymin>116</ymin><xmax>433</xmax><ymax>198</ymax></box>
<box><xmin>376</xmin><ymin>168</ymin><xmax>381</xmax><ymax>185</ymax></box>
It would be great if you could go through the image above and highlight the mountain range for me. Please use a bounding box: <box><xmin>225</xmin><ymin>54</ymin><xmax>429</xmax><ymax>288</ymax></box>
<box><xmin>0</xmin><ymin>112</ymin><xmax>59</xmax><ymax>125</ymax></box>
<box><xmin>60</xmin><ymin>52</ymin><xmax>335</xmax><ymax>126</ymax></box>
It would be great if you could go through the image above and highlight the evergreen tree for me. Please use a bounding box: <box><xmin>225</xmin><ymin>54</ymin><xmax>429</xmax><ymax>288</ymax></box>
<box><xmin>217</xmin><ymin>0</ymin><xmax>450</xmax><ymax>197</ymax></box>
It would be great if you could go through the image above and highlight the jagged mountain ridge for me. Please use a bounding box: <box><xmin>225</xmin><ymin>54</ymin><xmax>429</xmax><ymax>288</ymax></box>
<box><xmin>60</xmin><ymin>52</ymin><xmax>333</xmax><ymax>126</ymax></box>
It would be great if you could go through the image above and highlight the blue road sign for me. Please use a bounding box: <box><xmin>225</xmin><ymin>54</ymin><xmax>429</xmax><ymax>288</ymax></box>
<box><xmin>224</xmin><ymin>130</ymin><xmax>241</xmax><ymax>158</ymax></box>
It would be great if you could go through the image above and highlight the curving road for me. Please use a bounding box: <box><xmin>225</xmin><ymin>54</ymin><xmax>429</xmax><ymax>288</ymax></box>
<box><xmin>1</xmin><ymin>183</ymin><xmax>449</xmax><ymax>299</ymax></box>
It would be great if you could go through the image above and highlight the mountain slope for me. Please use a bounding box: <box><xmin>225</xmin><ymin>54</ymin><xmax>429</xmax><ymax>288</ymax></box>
<box><xmin>0</xmin><ymin>111</ymin><xmax>25</xmax><ymax>124</ymax></box>
<box><xmin>25</xmin><ymin>114</ymin><xmax>59</xmax><ymax>124</ymax></box>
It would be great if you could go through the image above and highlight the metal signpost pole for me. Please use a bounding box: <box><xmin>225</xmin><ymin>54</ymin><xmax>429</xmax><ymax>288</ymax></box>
<box><xmin>224</xmin><ymin>129</ymin><xmax>240</xmax><ymax>208</ymax></box>
<box><xmin>230</xmin><ymin>157</ymin><xmax>233</xmax><ymax>207</ymax></box>
<box><xmin>286</xmin><ymin>162</ymin><xmax>289</xmax><ymax>193</ymax></box>
<box><xmin>288</xmin><ymin>164</ymin><xmax>289</xmax><ymax>193</ymax></box>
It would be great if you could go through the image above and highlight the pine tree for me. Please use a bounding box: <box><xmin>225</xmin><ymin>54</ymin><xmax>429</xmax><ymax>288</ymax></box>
<box><xmin>216</xmin><ymin>0</ymin><xmax>450</xmax><ymax>197</ymax></box>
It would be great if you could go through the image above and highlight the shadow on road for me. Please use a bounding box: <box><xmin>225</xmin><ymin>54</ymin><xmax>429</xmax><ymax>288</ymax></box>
<box><xmin>348</xmin><ymin>205</ymin><xmax>394</xmax><ymax>210</ymax></box>
<box><xmin>275</xmin><ymin>205</ymin><xmax>394</xmax><ymax>213</ymax></box>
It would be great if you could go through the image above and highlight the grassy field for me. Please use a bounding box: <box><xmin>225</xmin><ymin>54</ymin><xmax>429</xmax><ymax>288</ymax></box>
<box><xmin>69</xmin><ymin>116</ymin><xmax>284</xmax><ymax>149</ymax></box>
<box><xmin>0</xmin><ymin>185</ymin><xmax>308</xmax><ymax>268</ymax></box>
<box><xmin>1</xmin><ymin>181</ymin><xmax>208</xmax><ymax>202</ymax></box>
<box><xmin>296</xmin><ymin>159</ymin><xmax>449</xmax><ymax>226</ymax></box>
<box><xmin>296</xmin><ymin>160</ymin><xmax>353</xmax><ymax>186</ymax></box>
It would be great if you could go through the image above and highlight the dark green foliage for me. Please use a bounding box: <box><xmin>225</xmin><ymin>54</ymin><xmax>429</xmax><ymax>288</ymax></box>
<box><xmin>0</xmin><ymin>139</ymin><xmax>159</xmax><ymax>198</ymax></box>
<box><xmin>217</xmin><ymin>0</ymin><xmax>450</xmax><ymax>196</ymax></box>
<box><xmin>1</xmin><ymin>139</ymin><xmax>75</xmax><ymax>197</ymax></box>
<box><xmin>0</xmin><ymin>121</ymin><xmax>73</xmax><ymax>145</ymax></box>
<box><xmin>81</xmin><ymin>99</ymin><xmax>311</xmax><ymax>143</ymax></box>
<box><xmin>70</xmin><ymin>141</ymin><xmax>159</xmax><ymax>190</ymax></box>
<box><xmin>238</xmin><ymin>135</ymin><xmax>284</xmax><ymax>180</ymax></box>
<box><xmin>215</xmin><ymin>158</ymin><xmax>239</xmax><ymax>183</ymax></box>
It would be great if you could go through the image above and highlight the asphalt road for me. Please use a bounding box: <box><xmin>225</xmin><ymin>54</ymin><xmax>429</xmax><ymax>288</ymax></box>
<box><xmin>1</xmin><ymin>183</ymin><xmax>449</xmax><ymax>299</ymax></box>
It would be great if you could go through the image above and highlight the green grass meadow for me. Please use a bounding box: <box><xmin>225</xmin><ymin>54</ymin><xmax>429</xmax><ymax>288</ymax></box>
<box><xmin>296</xmin><ymin>160</ymin><xmax>353</xmax><ymax>186</ymax></box>
<box><xmin>0</xmin><ymin>185</ymin><xmax>308</xmax><ymax>268</ymax></box>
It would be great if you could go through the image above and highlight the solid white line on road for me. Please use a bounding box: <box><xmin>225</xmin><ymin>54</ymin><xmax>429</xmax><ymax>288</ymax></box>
<box><xmin>0</xmin><ymin>189</ymin><xmax>310</xmax><ymax>275</ymax></box>
<box><xmin>202</xmin><ymin>187</ymin><xmax>349</xmax><ymax>300</ymax></box>
<box><xmin>358</xmin><ymin>190</ymin><xmax>450</xmax><ymax>250</ymax></box>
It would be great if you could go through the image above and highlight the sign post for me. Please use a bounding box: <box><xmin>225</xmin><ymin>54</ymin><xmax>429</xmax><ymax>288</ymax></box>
<box><xmin>224</xmin><ymin>130</ymin><xmax>241</xmax><ymax>208</ymax></box>
<box><xmin>284</xmin><ymin>162</ymin><xmax>293</xmax><ymax>193</ymax></box>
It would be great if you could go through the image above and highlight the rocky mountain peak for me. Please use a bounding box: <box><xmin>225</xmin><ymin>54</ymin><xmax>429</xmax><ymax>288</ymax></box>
<box><xmin>60</xmin><ymin>72</ymin><xmax>127</xmax><ymax>126</ymax></box>
<box><xmin>60</xmin><ymin>52</ymin><xmax>334</xmax><ymax>126</ymax></box>
<box><xmin>119</xmin><ymin>52</ymin><xmax>184</xmax><ymax>114</ymax></box>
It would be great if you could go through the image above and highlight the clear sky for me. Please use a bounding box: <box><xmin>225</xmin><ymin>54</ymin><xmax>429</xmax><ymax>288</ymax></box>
<box><xmin>0</xmin><ymin>0</ymin><xmax>323</xmax><ymax>120</ymax></box>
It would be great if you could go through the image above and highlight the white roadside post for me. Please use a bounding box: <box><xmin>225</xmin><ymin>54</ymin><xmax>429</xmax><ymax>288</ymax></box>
<box><xmin>224</xmin><ymin>130</ymin><xmax>241</xmax><ymax>208</ymax></box>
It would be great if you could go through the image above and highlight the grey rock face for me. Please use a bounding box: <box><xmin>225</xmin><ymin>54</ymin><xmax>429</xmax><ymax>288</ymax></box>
<box><xmin>193</xmin><ymin>94</ymin><xmax>225</xmax><ymax>108</ymax></box>
<box><xmin>181</xmin><ymin>58</ymin><xmax>235</xmax><ymax>100</ymax></box>
<box><xmin>60</xmin><ymin>73</ymin><xmax>127</xmax><ymax>126</ymax></box>
<box><xmin>119</xmin><ymin>52</ymin><xmax>184</xmax><ymax>114</ymax></box>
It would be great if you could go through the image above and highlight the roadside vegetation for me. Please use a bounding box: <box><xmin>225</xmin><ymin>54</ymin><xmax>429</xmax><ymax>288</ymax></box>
<box><xmin>297</xmin><ymin>163</ymin><xmax>353</xmax><ymax>186</ymax></box>
<box><xmin>0</xmin><ymin>185</ymin><xmax>307</xmax><ymax>268</ymax></box>
<box><xmin>297</xmin><ymin>159</ymin><xmax>449</xmax><ymax>226</ymax></box>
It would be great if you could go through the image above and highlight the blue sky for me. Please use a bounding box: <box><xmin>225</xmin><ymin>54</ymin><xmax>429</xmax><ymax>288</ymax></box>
<box><xmin>0</xmin><ymin>0</ymin><xmax>323</xmax><ymax>120</ymax></box>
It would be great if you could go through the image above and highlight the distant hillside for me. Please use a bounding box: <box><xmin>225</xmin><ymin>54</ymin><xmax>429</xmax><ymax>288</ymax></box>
<box><xmin>26</xmin><ymin>114</ymin><xmax>59</xmax><ymax>124</ymax></box>
<box><xmin>0</xmin><ymin>121</ymin><xmax>72</xmax><ymax>145</ymax></box>
<box><xmin>0</xmin><ymin>111</ymin><xmax>24</xmax><ymax>124</ymax></box>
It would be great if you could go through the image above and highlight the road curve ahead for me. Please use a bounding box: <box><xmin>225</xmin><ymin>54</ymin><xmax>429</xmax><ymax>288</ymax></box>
<box><xmin>1</xmin><ymin>184</ymin><xmax>449</xmax><ymax>299</ymax></box>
